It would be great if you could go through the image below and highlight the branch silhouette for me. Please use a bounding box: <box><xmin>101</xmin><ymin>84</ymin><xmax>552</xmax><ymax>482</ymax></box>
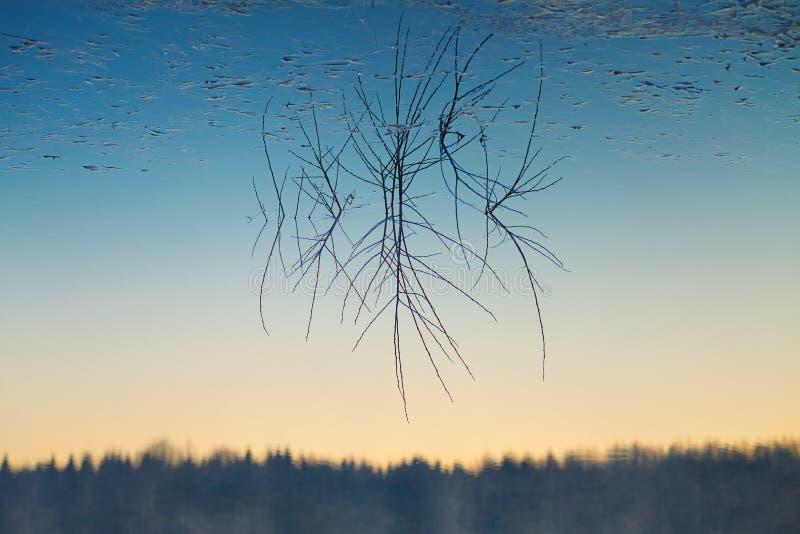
<box><xmin>255</xmin><ymin>22</ymin><xmax>566</xmax><ymax>417</ymax></box>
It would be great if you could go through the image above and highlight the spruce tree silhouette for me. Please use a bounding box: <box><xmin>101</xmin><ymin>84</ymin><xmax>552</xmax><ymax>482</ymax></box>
<box><xmin>2</xmin><ymin>442</ymin><xmax>799</xmax><ymax>533</ymax></box>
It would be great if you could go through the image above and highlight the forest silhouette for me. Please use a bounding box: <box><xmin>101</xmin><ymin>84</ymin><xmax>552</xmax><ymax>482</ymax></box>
<box><xmin>1</xmin><ymin>441</ymin><xmax>798</xmax><ymax>533</ymax></box>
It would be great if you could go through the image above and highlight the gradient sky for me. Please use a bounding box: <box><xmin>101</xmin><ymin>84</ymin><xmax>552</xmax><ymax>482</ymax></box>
<box><xmin>1</xmin><ymin>0</ymin><xmax>798</xmax><ymax>467</ymax></box>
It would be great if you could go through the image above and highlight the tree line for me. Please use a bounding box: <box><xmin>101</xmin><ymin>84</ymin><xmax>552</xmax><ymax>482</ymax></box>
<box><xmin>1</xmin><ymin>441</ymin><xmax>798</xmax><ymax>533</ymax></box>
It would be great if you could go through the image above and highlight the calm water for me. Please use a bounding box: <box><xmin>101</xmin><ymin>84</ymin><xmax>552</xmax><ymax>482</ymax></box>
<box><xmin>1</xmin><ymin>0</ymin><xmax>799</xmax><ymax>444</ymax></box>
<box><xmin>5</xmin><ymin>0</ymin><xmax>797</xmax><ymax>349</ymax></box>
<box><xmin>2</xmin><ymin>4</ymin><xmax>800</xmax><ymax>531</ymax></box>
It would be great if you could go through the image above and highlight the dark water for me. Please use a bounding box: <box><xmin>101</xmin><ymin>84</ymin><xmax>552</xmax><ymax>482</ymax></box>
<box><xmin>3</xmin><ymin>1</ymin><xmax>797</xmax><ymax>174</ymax></box>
